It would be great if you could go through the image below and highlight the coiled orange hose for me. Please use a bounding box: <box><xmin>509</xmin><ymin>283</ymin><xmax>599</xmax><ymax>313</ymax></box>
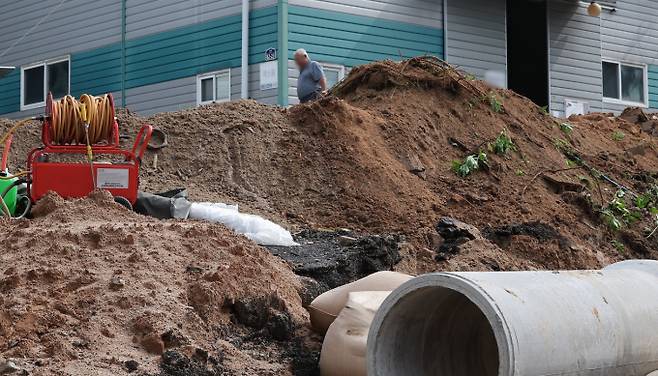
<box><xmin>51</xmin><ymin>94</ymin><xmax>114</xmax><ymax>145</ymax></box>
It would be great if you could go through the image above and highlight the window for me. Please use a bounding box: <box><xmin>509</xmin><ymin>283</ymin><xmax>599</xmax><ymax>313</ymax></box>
<box><xmin>602</xmin><ymin>61</ymin><xmax>647</xmax><ymax>105</ymax></box>
<box><xmin>197</xmin><ymin>69</ymin><xmax>231</xmax><ymax>105</ymax></box>
<box><xmin>322</xmin><ymin>63</ymin><xmax>346</xmax><ymax>89</ymax></box>
<box><xmin>21</xmin><ymin>57</ymin><xmax>70</xmax><ymax>110</ymax></box>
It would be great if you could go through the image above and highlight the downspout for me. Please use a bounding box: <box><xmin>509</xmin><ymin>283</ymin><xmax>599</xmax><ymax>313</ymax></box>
<box><xmin>277</xmin><ymin>0</ymin><xmax>289</xmax><ymax>107</ymax></box>
<box><xmin>121</xmin><ymin>0</ymin><xmax>126</xmax><ymax>108</ymax></box>
<box><xmin>241</xmin><ymin>0</ymin><xmax>249</xmax><ymax>99</ymax></box>
<box><xmin>442</xmin><ymin>0</ymin><xmax>448</xmax><ymax>61</ymax></box>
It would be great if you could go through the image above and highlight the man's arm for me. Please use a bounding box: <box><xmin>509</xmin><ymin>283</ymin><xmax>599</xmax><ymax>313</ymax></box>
<box><xmin>319</xmin><ymin>76</ymin><xmax>327</xmax><ymax>93</ymax></box>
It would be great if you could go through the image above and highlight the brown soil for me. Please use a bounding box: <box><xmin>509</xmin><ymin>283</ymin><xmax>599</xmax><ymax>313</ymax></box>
<box><xmin>4</xmin><ymin>56</ymin><xmax>658</xmax><ymax>373</ymax></box>
<box><xmin>1</xmin><ymin>191</ymin><xmax>312</xmax><ymax>375</ymax></box>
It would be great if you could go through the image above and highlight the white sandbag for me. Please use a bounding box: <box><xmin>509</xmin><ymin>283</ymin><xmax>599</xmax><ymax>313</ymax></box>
<box><xmin>308</xmin><ymin>271</ymin><xmax>412</xmax><ymax>334</ymax></box>
<box><xmin>320</xmin><ymin>291</ymin><xmax>391</xmax><ymax>376</ymax></box>
<box><xmin>188</xmin><ymin>202</ymin><xmax>298</xmax><ymax>246</ymax></box>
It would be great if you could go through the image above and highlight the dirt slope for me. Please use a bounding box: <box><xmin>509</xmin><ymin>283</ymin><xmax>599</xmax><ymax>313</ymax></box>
<box><xmin>4</xmin><ymin>57</ymin><xmax>658</xmax><ymax>275</ymax></box>
<box><xmin>1</xmin><ymin>191</ymin><xmax>313</xmax><ymax>375</ymax></box>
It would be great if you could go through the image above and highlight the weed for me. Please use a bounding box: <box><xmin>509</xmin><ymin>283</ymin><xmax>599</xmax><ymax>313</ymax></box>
<box><xmin>611</xmin><ymin>240</ymin><xmax>625</xmax><ymax>254</ymax></box>
<box><xmin>600</xmin><ymin>190</ymin><xmax>642</xmax><ymax>231</ymax></box>
<box><xmin>452</xmin><ymin>151</ymin><xmax>488</xmax><ymax>177</ymax></box>
<box><xmin>553</xmin><ymin>138</ymin><xmax>571</xmax><ymax>152</ymax></box>
<box><xmin>491</xmin><ymin>130</ymin><xmax>516</xmax><ymax>155</ymax></box>
<box><xmin>601</xmin><ymin>209</ymin><xmax>622</xmax><ymax>231</ymax></box>
<box><xmin>559</xmin><ymin>122</ymin><xmax>573</xmax><ymax>135</ymax></box>
<box><xmin>635</xmin><ymin>185</ymin><xmax>658</xmax><ymax>209</ymax></box>
<box><xmin>516</xmin><ymin>169</ymin><xmax>525</xmax><ymax>176</ymax></box>
<box><xmin>465</xmin><ymin>73</ymin><xmax>476</xmax><ymax>81</ymax></box>
<box><xmin>486</xmin><ymin>92</ymin><xmax>503</xmax><ymax>113</ymax></box>
<box><xmin>539</xmin><ymin>105</ymin><xmax>549</xmax><ymax>115</ymax></box>
<box><xmin>612</xmin><ymin>131</ymin><xmax>625</xmax><ymax>141</ymax></box>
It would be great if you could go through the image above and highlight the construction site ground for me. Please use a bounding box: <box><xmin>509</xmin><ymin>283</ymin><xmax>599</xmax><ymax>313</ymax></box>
<box><xmin>3</xmin><ymin>57</ymin><xmax>658</xmax><ymax>374</ymax></box>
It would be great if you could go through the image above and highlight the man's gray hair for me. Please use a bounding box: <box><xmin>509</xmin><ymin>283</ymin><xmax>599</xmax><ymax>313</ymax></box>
<box><xmin>294</xmin><ymin>48</ymin><xmax>309</xmax><ymax>58</ymax></box>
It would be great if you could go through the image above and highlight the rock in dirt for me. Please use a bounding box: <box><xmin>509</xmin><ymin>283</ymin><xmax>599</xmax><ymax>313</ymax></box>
<box><xmin>123</xmin><ymin>359</ymin><xmax>139</xmax><ymax>373</ymax></box>
<box><xmin>268</xmin><ymin>229</ymin><xmax>402</xmax><ymax>292</ymax></box>
<box><xmin>0</xmin><ymin>360</ymin><xmax>21</xmax><ymax>375</ymax></box>
<box><xmin>435</xmin><ymin>217</ymin><xmax>483</xmax><ymax>259</ymax></box>
<box><xmin>159</xmin><ymin>350</ymin><xmax>222</xmax><ymax>376</ymax></box>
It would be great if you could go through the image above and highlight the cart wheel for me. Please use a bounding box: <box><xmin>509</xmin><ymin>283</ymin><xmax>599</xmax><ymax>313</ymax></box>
<box><xmin>114</xmin><ymin>196</ymin><xmax>133</xmax><ymax>211</ymax></box>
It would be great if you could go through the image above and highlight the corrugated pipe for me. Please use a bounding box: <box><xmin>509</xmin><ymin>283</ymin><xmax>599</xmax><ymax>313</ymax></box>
<box><xmin>367</xmin><ymin>260</ymin><xmax>658</xmax><ymax>376</ymax></box>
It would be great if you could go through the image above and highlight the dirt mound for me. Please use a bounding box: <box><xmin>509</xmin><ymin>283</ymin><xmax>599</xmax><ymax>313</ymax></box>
<box><xmin>1</xmin><ymin>192</ymin><xmax>313</xmax><ymax>375</ymax></box>
<box><xmin>5</xmin><ymin>58</ymin><xmax>658</xmax><ymax>276</ymax></box>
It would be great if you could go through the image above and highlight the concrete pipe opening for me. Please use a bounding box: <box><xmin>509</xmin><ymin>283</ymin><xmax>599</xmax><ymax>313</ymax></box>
<box><xmin>369</xmin><ymin>284</ymin><xmax>503</xmax><ymax>376</ymax></box>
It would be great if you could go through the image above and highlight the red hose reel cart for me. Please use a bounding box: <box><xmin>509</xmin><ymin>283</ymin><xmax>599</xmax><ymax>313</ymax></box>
<box><xmin>26</xmin><ymin>93</ymin><xmax>153</xmax><ymax>205</ymax></box>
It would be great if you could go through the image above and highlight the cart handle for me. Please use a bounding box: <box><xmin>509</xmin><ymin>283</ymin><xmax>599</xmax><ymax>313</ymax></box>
<box><xmin>1</xmin><ymin>134</ymin><xmax>11</xmax><ymax>171</ymax></box>
<box><xmin>132</xmin><ymin>124</ymin><xmax>153</xmax><ymax>163</ymax></box>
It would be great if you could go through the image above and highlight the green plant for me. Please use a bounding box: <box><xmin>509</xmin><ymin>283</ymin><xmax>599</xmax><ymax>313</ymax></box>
<box><xmin>559</xmin><ymin>122</ymin><xmax>573</xmax><ymax>135</ymax></box>
<box><xmin>492</xmin><ymin>130</ymin><xmax>516</xmax><ymax>155</ymax></box>
<box><xmin>600</xmin><ymin>190</ymin><xmax>642</xmax><ymax>231</ymax></box>
<box><xmin>487</xmin><ymin>92</ymin><xmax>503</xmax><ymax>113</ymax></box>
<box><xmin>516</xmin><ymin>169</ymin><xmax>525</xmax><ymax>176</ymax></box>
<box><xmin>452</xmin><ymin>151</ymin><xmax>488</xmax><ymax>177</ymax></box>
<box><xmin>539</xmin><ymin>105</ymin><xmax>549</xmax><ymax>115</ymax></box>
<box><xmin>611</xmin><ymin>240</ymin><xmax>625</xmax><ymax>254</ymax></box>
<box><xmin>553</xmin><ymin>138</ymin><xmax>571</xmax><ymax>152</ymax></box>
<box><xmin>612</xmin><ymin>131</ymin><xmax>625</xmax><ymax>141</ymax></box>
<box><xmin>601</xmin><ymin>209</ymin><xmax>622</xmax><ymax>231</ymax></box>
<box><xmin>635</xmin><ymin>185</ymin><xmax>658</xmax><ymax>209</ymax></box>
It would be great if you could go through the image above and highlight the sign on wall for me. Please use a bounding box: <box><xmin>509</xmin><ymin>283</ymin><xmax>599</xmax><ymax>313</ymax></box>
<box><xmin>260</xmin><ymin>60</ymin><xmax>278</xmax><ymax>90</ymax></box>
<box><xmin>265</xmin><ymin>48</ymin><xmax>277</xmax><ymax>61</ymax></box>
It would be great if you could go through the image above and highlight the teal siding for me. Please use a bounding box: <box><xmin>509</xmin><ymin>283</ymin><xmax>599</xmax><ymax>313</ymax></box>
<box><xmin>649</xmin><ymin>65</ymin><xmax>658</xmax><ymax>109</ymax></box>
<box><xmin>287</xmin><ymin>5</ymin><xmax>444</xmax><ymax>67</ymax></box>
<box><xmin>124</xmin><ymin>6</ymin><xmax>276</xmax><ymax>89</ymax></box>
<box><xmin>0</xmin><ymin>6</ymin><xmax>278</xmax><ymax>115</ymax></box>
<box><xmin>71</xmin><ymin>43</ymin><xmax>122</xmax><ymax>97</ymax></box>
<box><xmin>0</xmin><ymin>70</ymin><xmax>19</xmax><ymax>115</ymax></box>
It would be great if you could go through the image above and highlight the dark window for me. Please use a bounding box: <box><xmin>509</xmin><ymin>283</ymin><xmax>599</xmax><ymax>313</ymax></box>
<box><xmin>621</xmin><ymin>65</ymin><xmax>644</xmax><ymax>103</ymax></box>
<box><xmin>602</xmin><ymin>62</ymin><xmax>619</xmax><ymax>99</ymax></box>
<box><xmin>603</xmin><ymin>61</ymin><xmax>645</xmax><ymax>104</ymax></box>
<box><xmin>47</xmin><ymin>60</ymin><xmax>69</xmax><ymax>99</ymax></box>
<box><xmin>23</xmin><ymin>65</ymin><xmax>44</xmax><ymax>106</ymax></box>
<box><xmin>201</xmin><ymin>77</ymin><xmax>213</xmax><ymax>102</ymax></box>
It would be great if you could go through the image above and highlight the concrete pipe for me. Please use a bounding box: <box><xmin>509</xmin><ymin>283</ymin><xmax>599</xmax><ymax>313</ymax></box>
<box><xmin>367</xmin><ymin>260</ymin><xmax>658</xmax><ymax>376</ymax></box>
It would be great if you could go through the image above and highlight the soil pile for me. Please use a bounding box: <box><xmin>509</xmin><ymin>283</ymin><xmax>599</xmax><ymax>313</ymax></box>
<box><xmin>4</xmin><ymin>57</ymin><xmax>658</xmax><ymax>275</ymax></box>
<box><xmin>1</xmin><ymin>191</ymin><xmax>315</xmax><ymax>375</ymax></box>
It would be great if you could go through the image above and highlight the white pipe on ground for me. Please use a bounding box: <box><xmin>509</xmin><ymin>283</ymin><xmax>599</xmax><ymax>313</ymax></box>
<box><xmin>240</xmin><ymin>0</ymin><xmax>249</xmax><ymax>99</ymax></box>
<box><xmin>367</xmin><ymin>260</ymin><xmax>658</xmax><ymax>376</ymax></box>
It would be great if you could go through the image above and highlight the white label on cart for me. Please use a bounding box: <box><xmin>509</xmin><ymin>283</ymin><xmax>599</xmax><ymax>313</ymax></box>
<box><xmin>97</xmin><ymin>168</ymin><xmax>129</xmax><ymax>189</ymax></box>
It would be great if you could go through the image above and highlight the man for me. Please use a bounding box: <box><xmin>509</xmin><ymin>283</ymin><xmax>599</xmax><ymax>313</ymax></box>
<box><xmin>294</xmin><ymin>48</ymin><xmax>327</xmax><ymax>103</ymax></box>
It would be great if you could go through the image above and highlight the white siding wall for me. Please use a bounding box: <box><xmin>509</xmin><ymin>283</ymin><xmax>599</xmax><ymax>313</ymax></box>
<box><xmin>600</xmin><ymin>0</ymin><xmax>658</xmax><ymax>113</ymax></box>
<box><xmin>124</xmin><ymin>63</ymin><xmax>276</xmax><ymax>115</ymax></box>
<box><xmin>287</xmin><ymin>0</ymin><xmax>443</xmax><ymax>28</ymax></box>
<box><xmin>0</xmin><ymin>0</ymin><xmax>121</xmax><ymax>66</ymax></box>
<box><xmin>445</xmin><ymin>0</ymin><xmax>507</xmax><ymax>82</ymax></box>
<box><xmin>126</xmin><ymin>0</ymin><xmax>277</xmax><ymax>39</ymax></box>
<box><xmin>548</xmin><ymin>0</ymin><xmax>603</xmax><ymax>116</ymax></box>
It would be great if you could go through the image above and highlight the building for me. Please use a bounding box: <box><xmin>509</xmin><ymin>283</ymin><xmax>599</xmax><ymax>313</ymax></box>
<box><xmin>0</xmin><ymin>0</ymin><xmax>655</xmax><ymax>119</ymax></box>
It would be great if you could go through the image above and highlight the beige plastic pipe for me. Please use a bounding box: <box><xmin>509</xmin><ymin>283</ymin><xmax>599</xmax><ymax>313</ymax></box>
<box><xmin>368</xmin><ymin>260</ymin><xmax>658</xmax><ymax>376</ymax></box>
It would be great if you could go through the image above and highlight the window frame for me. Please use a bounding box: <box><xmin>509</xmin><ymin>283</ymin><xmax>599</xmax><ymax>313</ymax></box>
<box><xmin>321</xmin><ymin>63</ymin><xmax>346</xmax><ymax>88</ymax></box>
<box><xmin>20</xmin><ymin>56</ymin><xmax>70</xmax><ymax>111</ymax></box>
<box><xmin>602</xmin><ymin>59</ymin><xmax>648</xmax><ymax>107</ymax></box>
<box><xmin>196</xmin><ymin>69</ymin><xmax>231</xmax><ymax>106</ymax></box>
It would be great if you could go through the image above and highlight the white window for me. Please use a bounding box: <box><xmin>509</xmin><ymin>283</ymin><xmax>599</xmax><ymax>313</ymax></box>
<box><xmin>21</xmin><ymin>56</ymin><xmax>70</xmax><ymax>110</ymax></box>
<box><xmin>602</xmin><ymin>61</ymin><xmax>647</xmax><ymax>106</ymax></box>
<box><xmin>322</xmin><ymin>63</ymin><xmax>346</xmax><ymax>89</ymax></box>
<box><xmin>197</xmin><ymin>69</ymin><xmax>231</xmax><ymax>105</ymax></box>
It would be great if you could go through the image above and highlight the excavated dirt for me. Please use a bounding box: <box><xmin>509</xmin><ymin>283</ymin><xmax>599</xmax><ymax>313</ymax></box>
<box><xmin>0</xmin><ymin>191</ymin><xmax>317</xmax><ymax>375</ymax></box>
<box><xmin>4</xmin><ymin>56</ymin><xmax>658</xmax><ymax>373</ymax></box>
